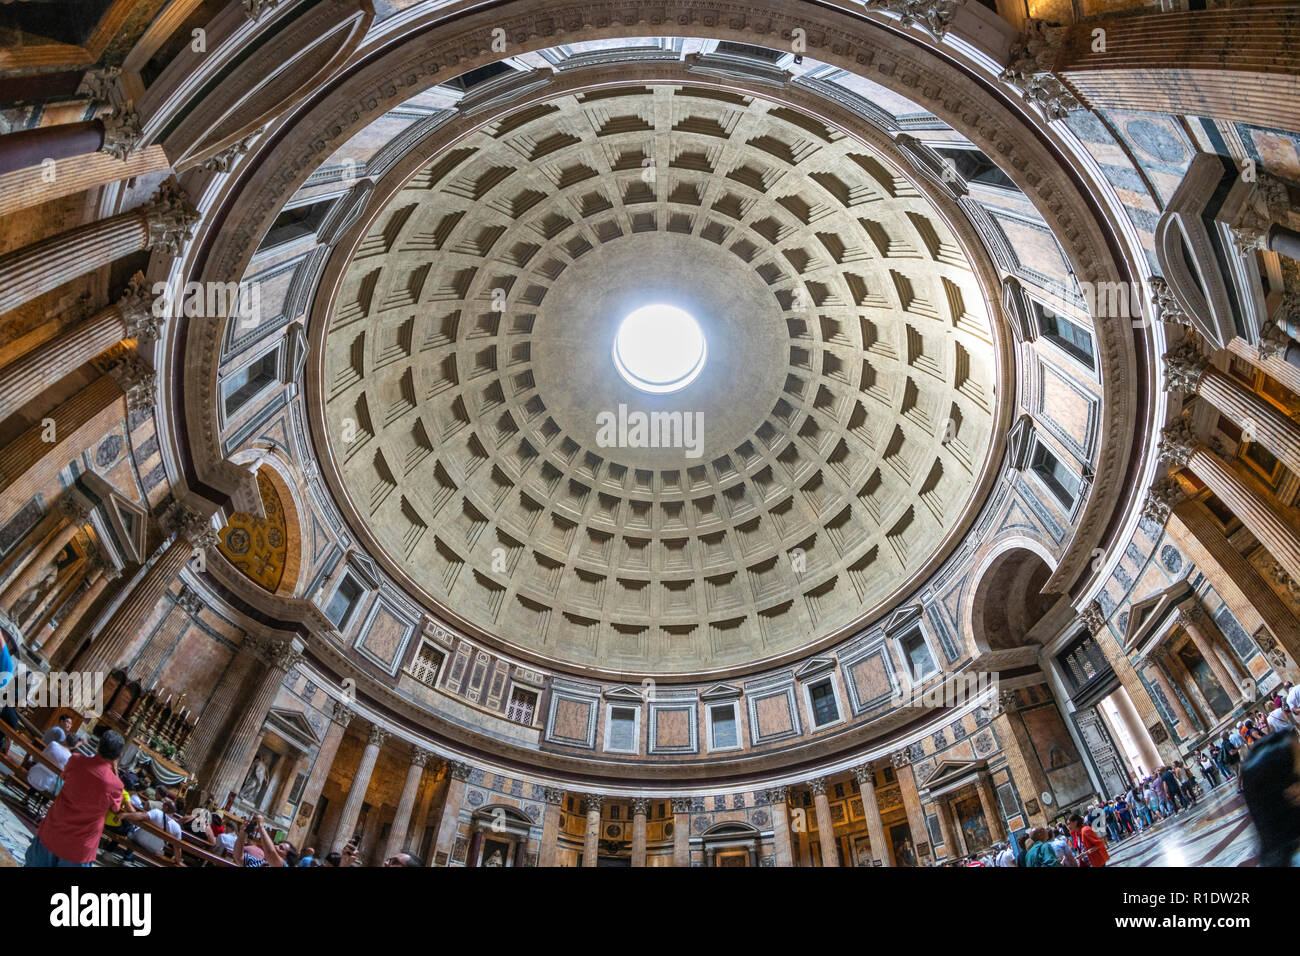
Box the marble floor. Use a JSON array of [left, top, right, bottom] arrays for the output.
[[1107, 783, 1258, 867]]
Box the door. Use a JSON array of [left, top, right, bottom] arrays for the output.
[[1074, 708, 1130, 799]]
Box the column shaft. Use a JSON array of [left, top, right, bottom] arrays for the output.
[[1111, 686, 1163, 774], [672, 799, 691, 867], [894, 758, 930, 861], [1146, 656, 1196, 740], [538, 791, 563, 867], [333, 729, 386, 854], [1197, 367, 1300, 476], [0, 212, 147, 316], [1183, 610, 1244, 705], [856, 769, 890, 867], [631, 800, 648, 867], [384, 752, 429, 860], [0, 307, 127, 423], [431, 766, 469, 865], [288, 715, 348, 847], [1, 517, 79, 609], [934, 797, 958, 861], [976, 774, 1006, 843], [40, 568, 107, 662], [811, 783, 839, 867], [582, 797, 602, 868]]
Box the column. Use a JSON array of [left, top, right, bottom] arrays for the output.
[[431, 760, 471, 866], [332, 725, 388, 854], [270, 749, 310, 820], [1166, 497, 1300, 665], [933, 796, 958, 861], [809, 778, 839, 867], [852, 764, 890, 867], [1163, 646, 1213, 731], [671, 797, 692, 867], [40, 560, 112, 663], [1110, 686, 1163, 774], [0, 372, 131, 528], [1165, 344, 1300, 476], [631, 797, 648, 867], [1145, 653, 1196, 740], [0, 497, 86, 609], [975, 773, 1007, 843], [1230, 335, 1300, 400], [891, 748, 930, 861], [0, 275, 160, 423], [1181, 606, 1245, 706], [0, 121, 106, 177], [538, 787, 563, 867], [1159, 421, 1300, 583], [288, 701, 352, 847], [0, 181, 196, 315], [990, 697, 1052, 827], [77, 507, 217, 675], [205, 636, 305, 806], [384, 747, 432, 860], [581, 793, 602, 868]]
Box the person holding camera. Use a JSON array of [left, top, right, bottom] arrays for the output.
[[232, 813, 285, 867]]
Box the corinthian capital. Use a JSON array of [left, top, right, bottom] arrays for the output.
[[109, 354, 157, 412], [1079, 599, 1106, 634], [1258, 320, 1292, 361], [1156, 419, 1199, 470], [447, 760, 473, 781], [1161, 341, 1209, 395], [168, 505, 220, 552], [1141, 476, 1186, 526], [142, 182, 200, 258], [117, 272, 165, 341], [1149, 277, 1190, 327], [330, 698, 356, 726], [251, 636, 304, 673], [999, 20, 1079, 121], [367, 725, 390, 748], [411, 747, 434, 769], [864, 0, 959, 39]]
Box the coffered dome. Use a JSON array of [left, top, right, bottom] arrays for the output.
[[316, 84, 1004, 675]]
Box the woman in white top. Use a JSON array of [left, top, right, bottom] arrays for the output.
[[26, 738, 70, 794]]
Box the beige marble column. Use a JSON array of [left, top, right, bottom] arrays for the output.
[[287, 701, 352, 846], [581, 793, 603, 868], [1160, 422, 1300, 583], [1164, 646, 1214, 731], [1145, 654, 1196, 740], [853, 764, 890, 867], [1231, 334, 1300, 399], [809, 778, 839, 867], [538, 787, 564, 867], [1182, 606, 1244, 705], [332, 725, 388, 854], [892, 749, 930, 863], [1166, 345, 1300, 476], [975, 773, 1007, 843], [78, 507, 217, 675], [933, 796, 959, 861], [631, 797, 648, 867], [384, 746, 432, 860], [205, 637, 305, 806], [431, 761, 471, 866], [0, 277, 161, 424], [0, 181, 196, 316], [671, 797, 692, 867], [760, 788, 789, 867], [41, 562, 112, 663], [1110, 686, 1163, 774]]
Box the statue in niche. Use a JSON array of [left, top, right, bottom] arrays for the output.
[[11, 564, 57, 623], [483, 850, 504, 867], [239, 755, 268, 804]]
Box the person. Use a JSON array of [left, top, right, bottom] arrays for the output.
[[1023, 828, 1061, 867], [0, 633, 21, 750], [298, 846, 317, 867], [27, 734, 72, 796], [1216, 734, 1238, 781], [384, 851, 423, 867], [1068, 812, 1109, 867], [1159, 764, 1186, 812], [1285, 681, 1300, 715], [1049, 825, 1078, 867], [1267, 702, 1293, 735], [995, 841, 1017, 867], [1198, 750, 1220, 789], [24, 729, 125, 867], [1238, 730, 1300, 866], [232, 812, 284, 867], [41, 714, 74, 748], [120, 797, 185, 860]]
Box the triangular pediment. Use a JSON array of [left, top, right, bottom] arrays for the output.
[[347, 551, 381, 588], [604, 685, 645, 702], [70, 472, 147, 568], [265, 707, 320, 750], [794, 656, 836, 680], [1125, 581, 1194, 655], [701, 682, 743, 701], [918, 756, 987, 792], [883, 604, 924, 635]]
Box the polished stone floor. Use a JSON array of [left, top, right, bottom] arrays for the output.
[[1107, 782, 1258, 867]]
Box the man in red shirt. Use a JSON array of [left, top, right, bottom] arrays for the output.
[[24, 729, 125, 867]]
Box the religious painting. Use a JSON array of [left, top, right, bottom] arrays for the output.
[[889, 823, 917, 867], [953, 793, 992, 854], [852, 833, 874, 867]]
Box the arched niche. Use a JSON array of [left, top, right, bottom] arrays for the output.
[[968, 546, 1060, 654], [216, 461, 302, 597]]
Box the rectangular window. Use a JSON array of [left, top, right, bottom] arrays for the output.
[[324, 574, 364, 628], [1033, 301, 1094, 370], [222, 349, 280, 417], [809, 680, 839, 727], [900, 627, 936, 680], [607, 706, 638, 752], [710, 704, 739, 749], [409, 643, 444, 688], [507, 688, 537, 725], [1030, 443, 1080, 509]]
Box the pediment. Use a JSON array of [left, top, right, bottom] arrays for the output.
[[603, 685, 645, 702], [918, 757, 987, 792], [265, 707, 320, 750], [70, 472, 148, 569], [701, 682, 743, 701], [883, 604, 924, 635], [793, 656, 836, 680], [1125, 580, 1194, 655]]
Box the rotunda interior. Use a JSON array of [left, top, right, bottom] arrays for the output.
[[0, 0, 1296, 871]]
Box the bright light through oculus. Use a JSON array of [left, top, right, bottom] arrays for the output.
[[612, 304, 707, 394]]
